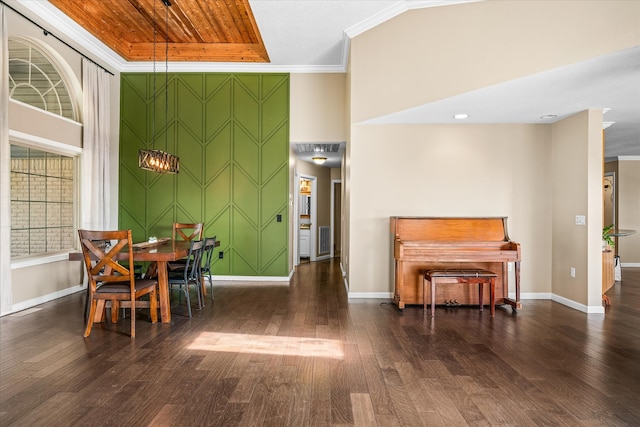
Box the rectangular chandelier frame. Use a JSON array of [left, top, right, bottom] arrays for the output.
[[138, 149, 179, 174]]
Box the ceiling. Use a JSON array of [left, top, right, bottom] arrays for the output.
[[13, 0, 640, 167], [47, 0, 269, 62]]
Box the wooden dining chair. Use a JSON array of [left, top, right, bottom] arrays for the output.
[[169, 222, 205, 272], [172, 222, 204, 242], [78, 229, 158, 338]]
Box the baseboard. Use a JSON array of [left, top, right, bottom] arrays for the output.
[[212, 275, 290, 283], [551, 293, 604, 314], [347, 292, 394, 299], [621, 263, 640, 268], [509, 292, 552, 299], [1, 284, 84, 317]]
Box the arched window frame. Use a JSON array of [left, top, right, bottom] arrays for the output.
[[8, 35, 82, 122]]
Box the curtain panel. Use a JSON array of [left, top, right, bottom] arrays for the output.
[[80, 59, 111, 231]]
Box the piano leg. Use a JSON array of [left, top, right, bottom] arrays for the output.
[[501, 261, 522, 312]]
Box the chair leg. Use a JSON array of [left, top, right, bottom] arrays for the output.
[[195, 280, 204, 310], [84, 287, 91, 324], [84, 300, 97, 337], [130, 300, 136, 339]]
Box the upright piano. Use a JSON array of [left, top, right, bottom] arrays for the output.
[[391, 216, 521, 311]]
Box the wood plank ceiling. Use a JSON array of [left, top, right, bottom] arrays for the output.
[[48, 0, 269, 62]]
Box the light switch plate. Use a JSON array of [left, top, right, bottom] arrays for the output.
[[575, 215, 586, 225]]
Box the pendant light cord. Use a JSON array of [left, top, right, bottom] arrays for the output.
[[152, 0, 157, 152], [165, 1, 169, 154]]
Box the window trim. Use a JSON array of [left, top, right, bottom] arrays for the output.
[[9, 130, 81, 266]]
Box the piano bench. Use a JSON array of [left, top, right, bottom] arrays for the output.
[[422, 269, 497, 318]]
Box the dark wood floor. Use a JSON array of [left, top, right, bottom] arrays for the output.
[[1, 260, 639, 426]]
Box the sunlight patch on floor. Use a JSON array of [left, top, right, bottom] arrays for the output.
[[187, 332, 344, 359]]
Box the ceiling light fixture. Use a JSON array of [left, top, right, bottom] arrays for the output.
[[540, 114, 557, 120], [453, 113, 468, 119], [139, 0, 179, 174], [312, 156, 327, 165]]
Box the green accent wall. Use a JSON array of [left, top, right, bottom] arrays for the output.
[[119, 73, 289, 276]]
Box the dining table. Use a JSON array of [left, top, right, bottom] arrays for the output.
[[71, 238, 195, 323]]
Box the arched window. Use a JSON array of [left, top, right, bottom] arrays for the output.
[[7, 36, 81, 258], [8, 36, 78, 121]]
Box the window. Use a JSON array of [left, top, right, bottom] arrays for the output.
[[8, 37, 77, 120], [10, 146, 76, 257]]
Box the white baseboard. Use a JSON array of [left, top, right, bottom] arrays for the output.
[[621, 263, 640, 268], [1, 284, 84, 317], [348, 292, 394, 299], [212, 275, 290, 282], [551, 293, 604, 314]]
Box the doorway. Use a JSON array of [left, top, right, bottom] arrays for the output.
[[297, 174, 317, 265]]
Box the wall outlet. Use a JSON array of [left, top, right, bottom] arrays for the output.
[[570, 267, 576, 277], [218, 251, 224, 259], [575, 215, 586, 225]]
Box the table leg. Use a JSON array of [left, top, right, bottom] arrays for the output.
[[156, 260, 172, 323]]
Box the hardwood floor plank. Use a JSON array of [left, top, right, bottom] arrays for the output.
[[1, 263, 639, 426]]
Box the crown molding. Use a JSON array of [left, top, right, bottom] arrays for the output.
[[15, 0, 481, 75]]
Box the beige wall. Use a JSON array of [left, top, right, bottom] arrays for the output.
[[347, 124, 553, 296], [617, 158, 640, 264], [350, 0, 640, 123], [290, 73, 346, 143], [551, 110, 604, 309], [343, 1, 635, 311]]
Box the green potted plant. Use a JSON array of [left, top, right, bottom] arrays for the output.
[[602, 224, 615, 250]]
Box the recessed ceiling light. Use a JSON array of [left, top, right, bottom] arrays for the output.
[[540, 114, 557, 120], [453, 113, 468, 119]]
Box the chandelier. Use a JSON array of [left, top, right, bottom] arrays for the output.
[[138, 0, 179, 174]]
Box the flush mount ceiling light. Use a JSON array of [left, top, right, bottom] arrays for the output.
[[453, 113, 468, 120], [139, 0, 179, 174], [540, 114, 558, 120], [312, 156, 327, 165]]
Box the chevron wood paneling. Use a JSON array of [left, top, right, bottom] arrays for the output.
[[119, 73, 289, 277]]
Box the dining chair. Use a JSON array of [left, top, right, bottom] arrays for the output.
[[172, 222, 204, 242], [78, 229, 158, 338], [201, 236, 217, 301], [168, 239, 205, 317], [168, 222, 204, 272]]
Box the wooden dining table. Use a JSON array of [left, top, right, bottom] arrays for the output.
[[71, 239, 193, 323]]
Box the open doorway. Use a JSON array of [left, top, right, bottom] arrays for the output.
[[331, 179, 341, 259], [297, 174, 317, 265]]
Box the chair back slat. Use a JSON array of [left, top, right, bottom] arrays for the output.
[[172, 223, 204, 242]]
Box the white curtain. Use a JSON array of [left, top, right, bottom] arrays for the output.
[[0, 5, 13, 314], [81, 58, 111, 231]]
